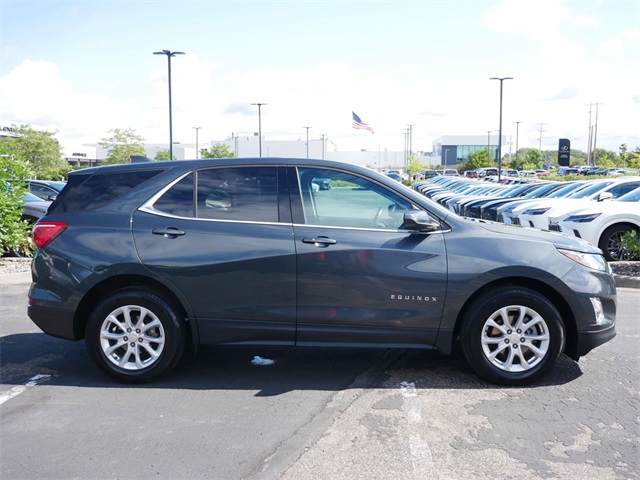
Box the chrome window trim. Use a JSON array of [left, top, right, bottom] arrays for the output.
[[137, 205, 290, 227], [291, 223, 451, 234]]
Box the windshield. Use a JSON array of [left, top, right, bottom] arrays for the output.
[[568, 181, 614, 199], [617, 187, 640, 202], [547, 182, 585, 198], [524, 183, 561, 198]]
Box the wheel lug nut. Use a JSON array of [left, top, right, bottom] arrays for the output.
[[136, 329, 141, 334], [520, 338, 525, 343], [513, 344, 518, 349], [127, 328, 131, 333], [130, 343, 135, 347], [507, 330, 512, 334], [505, 339, 510, 344], [517, 329, 522, 334], [138, 338, 143, 343], [124, 337, 128, 341]]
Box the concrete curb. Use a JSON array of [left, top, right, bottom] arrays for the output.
[[613, 274, 640, 289]]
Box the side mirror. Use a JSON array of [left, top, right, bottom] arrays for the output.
[[401, 211, 441, 232], [47, 194, 57, 201], [597, 192, 613, 202]]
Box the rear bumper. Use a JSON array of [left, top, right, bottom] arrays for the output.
[[28, 305, 79, 341]]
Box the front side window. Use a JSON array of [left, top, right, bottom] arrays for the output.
[[196, 167, 278, 222], [296, 168, 413, 230]]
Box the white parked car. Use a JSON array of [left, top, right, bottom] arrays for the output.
[[506, 178, 640, 229], [548, 187, 640, 261]]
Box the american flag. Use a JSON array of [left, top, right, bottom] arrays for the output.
[[352, 111, 374, 134]]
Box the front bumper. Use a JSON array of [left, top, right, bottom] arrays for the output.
[[574, 324, 617, 359]]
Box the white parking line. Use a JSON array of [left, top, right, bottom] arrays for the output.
[[0, 374, 51, 406], [400, 380, 436, 478]]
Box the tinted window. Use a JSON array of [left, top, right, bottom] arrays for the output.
[[606, 182, 640, 198], [49, 170, 165, 214], [196, 167, 278, 222], [153, 174, 194, 217], [297, 168, 413, 230]]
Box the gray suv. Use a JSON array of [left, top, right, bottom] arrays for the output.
[[28, 158, 616, 385]]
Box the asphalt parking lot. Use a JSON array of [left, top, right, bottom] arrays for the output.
[[1, 279, 638, 480]]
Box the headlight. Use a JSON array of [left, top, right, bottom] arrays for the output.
[[557, 248, 610, 272], [523, 207, 550, 215], [564, 213, 602, 223]]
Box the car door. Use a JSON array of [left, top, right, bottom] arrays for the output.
[[288, 166, 447, 347], [132, 165, 297, 345]]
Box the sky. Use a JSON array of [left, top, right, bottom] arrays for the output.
[[1, 0, 639, 157]]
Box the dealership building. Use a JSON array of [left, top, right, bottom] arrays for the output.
[[3, 123, 505, 169], [432, 135, 506, 166]]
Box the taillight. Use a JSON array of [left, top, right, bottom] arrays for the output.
[[32, 221, 67, 248]]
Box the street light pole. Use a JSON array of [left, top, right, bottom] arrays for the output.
[[153, 50, 185, 162], [192, 127, 202, 159], [490, 77, 513, 182], [321, 134, 326, 159], [251, 103, 267, 157], [303, 126, 312, 158]]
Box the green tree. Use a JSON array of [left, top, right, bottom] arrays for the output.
[[3, 124, 68, 180], [405, 155, 425, 178], [99, 128, 146, 165], [593, 148, 616, 168], [154, 149, 175, 161], [0, 144, 32, 255], [517, 148, 544, 169], [466, 149, 494, 170], [619, 144, 628, 167], [627, 152, 640, 170], [200, 144, 235, 159]]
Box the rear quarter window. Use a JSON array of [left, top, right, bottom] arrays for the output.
[[48, 170, 166, 214]]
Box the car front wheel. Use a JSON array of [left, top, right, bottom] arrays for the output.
[[85, 288, 185, 383], [461, 287, 565, 386], [599, 224, 638, 261]]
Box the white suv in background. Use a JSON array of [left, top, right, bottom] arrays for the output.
[[548, 187, 640, 261]]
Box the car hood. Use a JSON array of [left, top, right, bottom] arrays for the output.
[[549, 200, 640, 222], [469, 219, 602, 254]]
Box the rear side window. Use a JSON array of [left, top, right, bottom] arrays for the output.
[[49, 170, 165, 214]]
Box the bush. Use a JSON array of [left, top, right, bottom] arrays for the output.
[[0, 154, 32, 256], [620, 230, 640, 261]]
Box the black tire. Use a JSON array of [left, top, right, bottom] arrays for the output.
[[85, 288, 185, 383], [598, 224, 638, 261], [460, 287, 565, 386]]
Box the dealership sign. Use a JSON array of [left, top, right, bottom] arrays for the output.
[[558, 139, 571, 166]]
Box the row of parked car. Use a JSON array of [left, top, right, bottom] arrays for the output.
[[413, 175, 640, 261], [21, 180, 66, 223]]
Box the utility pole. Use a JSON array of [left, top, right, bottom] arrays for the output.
[[592, 103, 602, 165], [303, 126, 312, 158], [192, 127, 202, 159], [586, 104, 593, 165], [537, 123, 547, 151], [406, 124, 415, 157], [320, 134, 326, 160], [513, 121, 522, 166]]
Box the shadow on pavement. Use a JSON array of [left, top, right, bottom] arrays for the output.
[[0, 332, 583, 396]]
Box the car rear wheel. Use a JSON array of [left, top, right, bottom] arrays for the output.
[[599, 224, 638, 261], [461, 287, 565, 386], [86, 288, 185, 383]]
